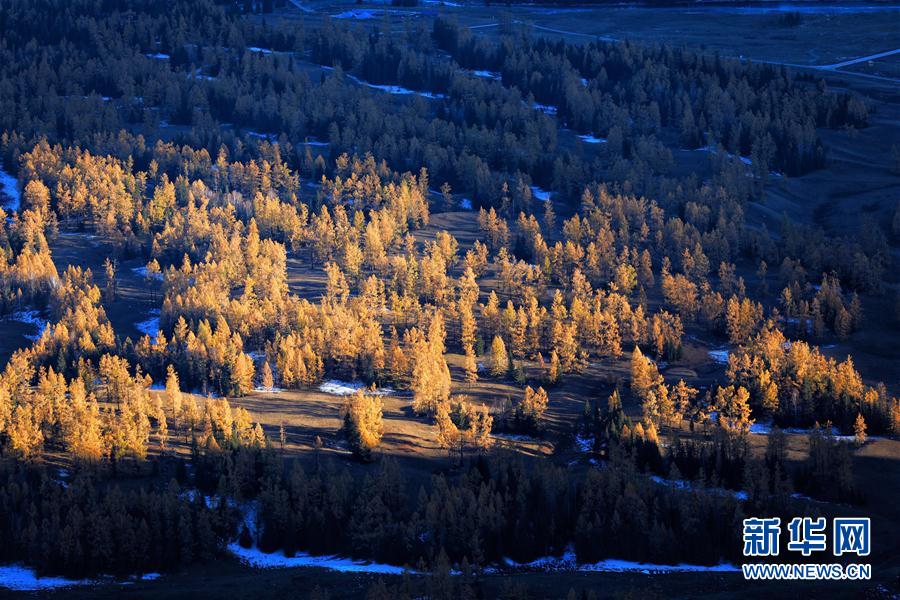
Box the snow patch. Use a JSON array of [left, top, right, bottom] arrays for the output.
[[708, 349, 730, 364], [575, 433, 594, 453], [346, 75, 446, 99], [578, 134, 607, 144], [318, 380, 394, 396], [132, 266, 163, 281], [332, 9, 376, 19], [695, 145, 752, 166], [229, 544, 409, 574], [530, 186, 551, 202], [0, 565, 98, 591], [246, 130, 277, 140], [530, 102, 557, 115], [4, 310, 49, 341], [254, 386, 283, 393], [749, 422, 876, 441], [135, 309, 161, 337], [493, 432, 537, 443], [300, 138, 329, 147], [145, 53, 170, 60], [0, 168, 20, 211], [503, 549, 738, 574], [472, 69, 501, 81], [749, 421, 773, 435], [650, 475, 748, 500], [459, 198, 472, 210]]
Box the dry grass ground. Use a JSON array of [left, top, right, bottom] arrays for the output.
[[0, 5, 898, 593]]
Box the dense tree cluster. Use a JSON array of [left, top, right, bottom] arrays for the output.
[[0, 462, 229, 578], [433, 17, 867, 176], [0, 0, 895, 587], [252, 452, 756, 569]]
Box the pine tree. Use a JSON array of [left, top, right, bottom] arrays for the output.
[[412, 314, 451, 415], [516, 386, 549, 431], [229, 353, 256, 397], [715, 385, 753, 434], [261, 361, 275, 390], [630, 346, 659, 402], [853, 413, 867, 446], [463, 344, 478, 384], [490, 335, 508, 377], [343, 390, 383, 461], [548, 350, 560, 385], [155, 396, 169, 453], [165, 365, 182, 431], [103, 257, 117, 303]]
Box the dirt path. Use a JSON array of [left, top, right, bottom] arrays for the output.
[[820, 48, 900, 70], [286, 0, 314, 14]]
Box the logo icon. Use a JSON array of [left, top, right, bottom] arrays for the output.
[[787, 517, 827, 556], [743, 517, 781, 557], [833, 518, 870, 557]]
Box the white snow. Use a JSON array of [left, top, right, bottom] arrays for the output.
[[578, 134, 607, 144], [749, 421, 876, 441], [229, 544, 409, 574], [247, 47, 275, 55], [580, 77, 589, 87], [694, 145, 753, 166], [459, 198, 473, 210], [708, 349, 730, 364], [132, 266, 163, 281], [0, 168, 20, 211], [749, 421, 773, 435], [650, 475, 748, 501], [472, 69, 501, 81], [318, 380, 364, 395], [503, 549, 738, 574], [346, 75, 446, 99], [332, 10, 376, 19], [254, 386, 283, 393], [135, 309, 161, 337], [318, 380, 394, 396], [493, 432, 537, 443], [0, 564, 164, 591], [530, 102, 557, 115], [4, 310, 49, 341], [530, 186, 551, 202], [145, 53, 170, 60], [228, 500, 408, 573], [246, 130, 277, 140], [300, 138, 329, 147], [574, 433, 594, 453], [0, 565, 98, 591]]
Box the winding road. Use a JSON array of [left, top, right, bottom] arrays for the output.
[[465, 18, 900, 84], [818, 48, 900, 70]]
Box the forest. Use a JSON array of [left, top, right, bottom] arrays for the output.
[[0, 0, 897, 597]]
